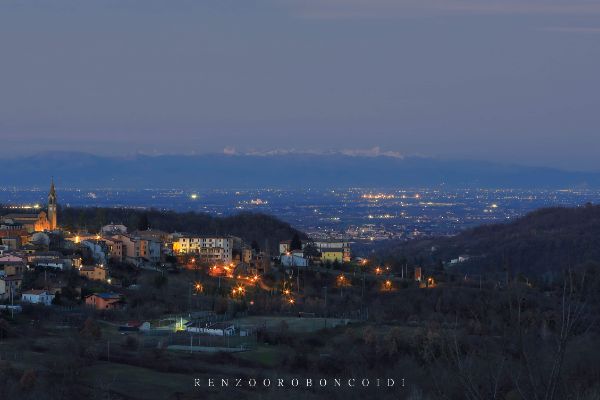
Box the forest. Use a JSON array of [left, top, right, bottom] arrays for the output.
[[375, 204, 600, 282]]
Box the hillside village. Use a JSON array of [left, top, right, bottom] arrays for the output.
[[0, 181, 359, 313]]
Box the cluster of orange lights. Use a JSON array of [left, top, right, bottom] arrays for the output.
[[282, 287, 295, 305], [373, 266, 391, 275], [209, 263, 234, 278], [418, 277, 436, 289]]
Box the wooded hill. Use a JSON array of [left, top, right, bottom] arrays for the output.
[[377, 203, 600, 280]]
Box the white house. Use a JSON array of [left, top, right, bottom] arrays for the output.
[[281, 252, 309, 267], [21, 289, 55, 306], [32, 259, 66, 270], [186, 322, 235, 336]]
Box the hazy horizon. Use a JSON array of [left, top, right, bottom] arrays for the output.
[[5, 149, 600, 174]]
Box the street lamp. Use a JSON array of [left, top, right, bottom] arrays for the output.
[[383, 280, 392, 291], [337, 274, 347, 297], [232, 285, 245, 297]]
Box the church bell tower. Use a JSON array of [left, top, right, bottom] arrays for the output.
[[48, 178, 57, 230]]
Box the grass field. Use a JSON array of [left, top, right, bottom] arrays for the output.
[[234, 344, 288, 367], [81, 362, 196, 399], [233, 316, 353, 333]]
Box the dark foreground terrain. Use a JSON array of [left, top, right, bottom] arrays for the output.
[[2, 205, 600, 399]]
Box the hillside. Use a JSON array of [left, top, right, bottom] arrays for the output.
[[377, 203, 600, 279], [2, 206, 306, 254]]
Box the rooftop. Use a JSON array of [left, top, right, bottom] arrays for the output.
[[22, 289, 50, 296], [89, 292, 122, 300]]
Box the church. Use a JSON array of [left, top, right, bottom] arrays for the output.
[[0, 180, 58, 233]]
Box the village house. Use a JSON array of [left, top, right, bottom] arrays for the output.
[[0, 254, 26, 276], [279, 239, 307, 255], [0, 237, 20, 250], [281, 250, 309, 267], [102, 237, 123, 262], [0, 222, 28, 249], [111, 233, 161, 266], [27, 251, 61, 264], [21, 289, 55, 306], [1, 275, 23, 298], [241, 246, 252, 263], [78, 265, 108, 282], [27, 250, 77, 270], [313, 239, 351, 263], [85, 292, 123, 310]]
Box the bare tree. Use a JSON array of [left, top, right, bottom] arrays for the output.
[[513, 268, 593, 400]]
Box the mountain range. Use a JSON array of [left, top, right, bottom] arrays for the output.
[[3, 152, 600, 189]]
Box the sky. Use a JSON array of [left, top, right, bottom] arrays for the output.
[[0, 0, 599, 170]]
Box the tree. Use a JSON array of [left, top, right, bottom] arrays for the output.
[[137, 213, 150, 231], [435, 259, 444, 273], [19, 369, 37, 390], [363, 326, 377, 346], [80, 317, 102, 340], [511, 268, 593, 400], [332, 259, 341, 270], [303, 243, 320, 258], [0, 319, 15, 338], [154, 275, 168, 289], [290, 234, 302, 251]]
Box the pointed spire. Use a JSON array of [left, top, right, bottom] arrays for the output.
[[50, 177, 56, 197]]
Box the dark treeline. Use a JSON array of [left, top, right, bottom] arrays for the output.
[[54, 206, 307, 253], [375, 204, 600, 280]]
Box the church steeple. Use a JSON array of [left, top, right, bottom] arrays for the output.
[[48, 178, 57, 230]]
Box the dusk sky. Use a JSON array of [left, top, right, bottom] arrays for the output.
[[1, 0, 599, 170]]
